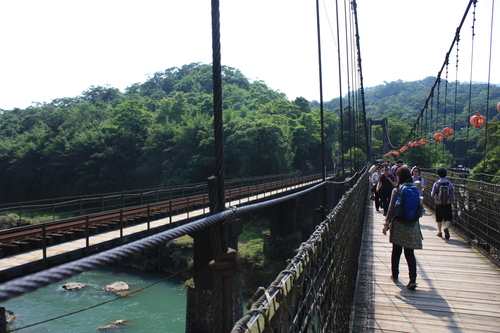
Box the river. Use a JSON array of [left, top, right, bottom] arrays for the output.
[[2, 265, 187, 332]]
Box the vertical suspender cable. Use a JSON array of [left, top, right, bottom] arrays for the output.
[[482, 0, 495, 172], [211, 0, 226, 214], [436, 79, 441, 165], [335, 0, 345, 175], [465, 1, 477, 169], [443, 61, 449, 159], [211, 1, 230, 331], [452, 31, 460, 162], [343, 0, 353, 170], [351, 0, 369, 163], [316, 0, 326, 181], [393, 0, 475, 157]]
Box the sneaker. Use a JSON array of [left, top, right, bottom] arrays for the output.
[[407, 282, 417, 290], [444, 228, 450, 240], [437, 232, 442, 237], [390, 275, 398, 282]]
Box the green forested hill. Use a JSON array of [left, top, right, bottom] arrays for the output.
[[322, 77, 500, 178], [1, 64, 500, 203], [0, 63, 339, 202]]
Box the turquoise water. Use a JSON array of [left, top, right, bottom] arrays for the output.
[[1, 265, 187, 332]]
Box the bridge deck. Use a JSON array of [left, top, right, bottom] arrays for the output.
[[352, 202, 500, 332]]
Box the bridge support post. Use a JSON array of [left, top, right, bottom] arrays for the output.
[[266, 198, 301, 260], [367, 118, 389, 161], [186, 176, 242, 333], [0, 307, 6, 333]]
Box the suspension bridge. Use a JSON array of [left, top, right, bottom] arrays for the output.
[[1, 0, 500, 332]]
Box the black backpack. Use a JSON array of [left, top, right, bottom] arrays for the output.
[[394, 183, 422, 224]]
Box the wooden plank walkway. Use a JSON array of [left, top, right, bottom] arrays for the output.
[[352, 201, 500, 333]]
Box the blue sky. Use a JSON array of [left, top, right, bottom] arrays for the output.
[[1, 0, 498, 110]]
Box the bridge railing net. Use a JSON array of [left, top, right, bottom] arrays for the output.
[[232, 170, 369, 332], [423, 172, 500, 265]]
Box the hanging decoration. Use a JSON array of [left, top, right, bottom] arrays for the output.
[[412, 141, 420, 147], [443, 126, 454, 137], [434, 132, 444, 141], [420, 138, 427, 145], [470, 113, 485, 128], [497, 101, 500, 112]]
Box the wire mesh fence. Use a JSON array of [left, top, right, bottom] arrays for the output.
[[423, 171, 500, 265], [232, 169, 369, 332]]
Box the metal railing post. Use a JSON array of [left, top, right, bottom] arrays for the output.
[[42, 224, 47, 269], [85, 216, 90, 256], [119, 210, 123, 243], [147, 205, 151, 232], [169, 201, 172, 224]]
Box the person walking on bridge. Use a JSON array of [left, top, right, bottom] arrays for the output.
[[382, 167, 423, 290], [370, 165, 382, 210], [377, 165, 396, 216], [431, 168, 454, 239]]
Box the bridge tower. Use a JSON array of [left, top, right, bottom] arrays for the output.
[[367, 118, 389, 161]]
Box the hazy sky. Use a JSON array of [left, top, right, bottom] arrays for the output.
[[1, 0, 498, 110]]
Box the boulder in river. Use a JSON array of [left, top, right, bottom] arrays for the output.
[[62, 282, 85, 291], [97, 318, 131, 330], [4, 308, 17, 324], [104, 281, 129, 292]]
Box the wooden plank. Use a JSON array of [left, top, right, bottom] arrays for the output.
[[352, 200, 500, 332]]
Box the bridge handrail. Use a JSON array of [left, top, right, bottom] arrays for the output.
[[422, 171, 500, 266], [231, 167, 369, 332], [0, 172, 327, 225]]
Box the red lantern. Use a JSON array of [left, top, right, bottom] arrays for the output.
[[434, 132, 443, 141], [420, 138, 427, 145], [443, 126, 454, 137], [470, 114, 485, 128], [413, 141, 419, 147], [497, 101, 500, 112], [393, 151, 399, 156]]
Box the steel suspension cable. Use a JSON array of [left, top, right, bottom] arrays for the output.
[[343, 0, 353, 170], [316, 0, 326, 181], [482, 0, 496, 172], [443, 60, 450, 158], [384, 0, 476, 153], [465, 0, 477, 169], [452, 31, 460, 162], [334, 0, 345, 175]]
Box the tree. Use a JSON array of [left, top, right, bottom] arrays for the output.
[[225, 119, 293, 177]]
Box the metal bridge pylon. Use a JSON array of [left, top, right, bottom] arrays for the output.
[[367, 118, 389, 161]]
